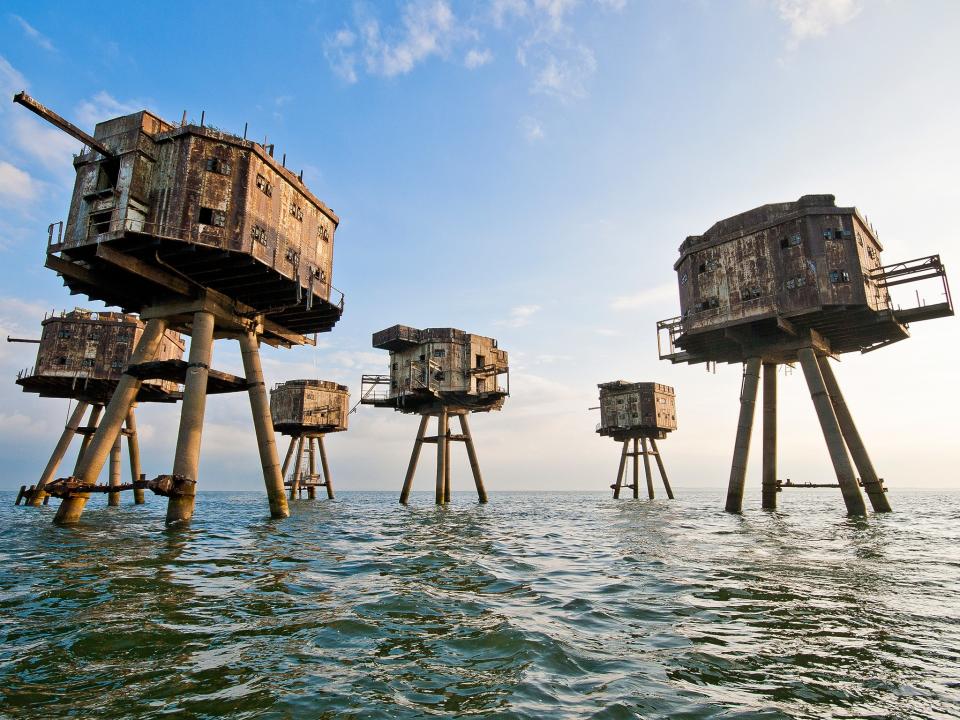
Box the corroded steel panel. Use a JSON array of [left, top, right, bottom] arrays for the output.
[[270, 379, 350, 432]]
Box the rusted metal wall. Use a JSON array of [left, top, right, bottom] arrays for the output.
[[270, 380, 350, 431], [675, 196, 881, 335], [598, 382, 677, 433], [384, 330, 508, 398], [29, 309, 183, 393], [60, 112, 337, 302]]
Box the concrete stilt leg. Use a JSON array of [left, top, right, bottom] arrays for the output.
[[55, 319, 168, 525], [239, 330, 289, 519], [30, 401, 89, 507], [650, 438, 674, 499], [306, 438, 317, 500], [400, 415, 429, 505], [317, 435, 334, 500], [458, 414, 487, 503], [436, 411, 448, 505], [641, 437, 655, 499], [817, 355, 891, 513], [613, 440, 628, 499], [126, 408, 145, 505], [725, 356, 762, 514], [797, 348, 867, 516], [761, 363, 778, 510], [290, 436, 304, 500], [165, 312, 214, 525], [443, 418, 452, 504], [281, 436, 296, 480], [632, 438, 640, 499], [108, 435, 122, 507]]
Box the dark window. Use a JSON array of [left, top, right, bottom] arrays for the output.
[[477, 379, 486, 393], [251, 225, 267, 245], [830, 269, 850, 283], [434, 371, 445, 381], [318, 224, 329, 243], [90, 211, 112, 235], [255, 173, 273, 196], [111, 359, 124, 369], [433, 349, 445, 358], [96, 158, 120, 191], [57, 329, 71, 339], [81, 358, 94, 368], [205, 158, 231, 175], [476, 354, 486, 368], [56, 356, 67, 365], [695, 297, 720, 312], [679, 272, 688, 285], [698, 258, 720, 274], [289, 202, 303, 221], [419, 354, 425, 362], [741, 286, 762, 301], [834, 229, 844, 240], [198, 207, 225, 227], [780, 233, 802, 249]]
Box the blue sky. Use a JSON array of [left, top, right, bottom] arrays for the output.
[[1, 0, 958, 497]]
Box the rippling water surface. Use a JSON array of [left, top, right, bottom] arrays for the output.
[[1, 490, 958, 719]]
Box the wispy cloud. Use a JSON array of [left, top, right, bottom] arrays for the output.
[[75, 91, 144, 127], [0, 55, 27, 99], [0, 161, 40, 206], [11, 115, 80, 174], [496, 304, 542, 327], [520, 115, 544, 141], [10, 15, 56, 52], [464, 47, 493, 68], [610, 283, 675, 311], [775, 0, 862, 45]]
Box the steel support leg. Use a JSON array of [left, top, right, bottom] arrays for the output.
[[30, 401, 89, 507], [281, 436, 296, 480], [797, 348, 867, 516], [817, 355, 891, 513], [761, 363, 778, 510], [641, 437, 655, 499], [318, 435, 334, 500], [239, 330, 289, 519], [632, 438, 640, 499], [650, 438, 674, 499], [613, 440, 628, 499], [126, 408, 145, 504], [725, 357, 762, 513], [165, 312, 214, 525], [400, 415, 429, 505], [458, 414, 487, 503], [55, 319, 168, 525], [290, 436, 304, 500], [108, 436, 122, 507], [436, 411, 448, 505], [443, 418, 452, 504]]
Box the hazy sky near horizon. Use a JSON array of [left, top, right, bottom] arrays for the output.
[[0, 0, 957, 500]]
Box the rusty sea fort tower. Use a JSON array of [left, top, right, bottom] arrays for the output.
[[657, 194, 953, 514], [360, 326, 509, 505], [13, 309, 184, 507], [271, 379, 349, 500], [13, 92, 344, 525], [596, 381, 676, 500]]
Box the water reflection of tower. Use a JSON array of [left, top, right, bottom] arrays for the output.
[[14, 92, 345, 525], [361, 326, 509, 505], [657, 195, 953, 515], [13, 308, 183, 507]]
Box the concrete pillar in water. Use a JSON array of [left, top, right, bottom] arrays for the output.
[[632, 438, 640, 499], [435, 411, 448, 505], [165, 311, 215, 525], [641, 436, 654, 499], [318, 435, 334, 500], [30, 400, 89, 507], [400, 415, 429, 505], [725, 356, 762, 514], [307, 438, 317, 500], [239, 330, 289, 519], [650, 438, 674, 500], [797, 348, 867, 516], [55, 319, 168, 525], [817, 355, 891, 513], [458, 414, 487, 503], [612, 439, 628, 499], [126, 408, 145, 505], [108, 435, 122, 507], [443, 418, 452, 504], [761, 363, 778, 510], [281, 436, 296, 481], [289, 436, 304, 500]]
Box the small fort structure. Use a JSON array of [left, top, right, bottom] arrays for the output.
[[360, 325, 509, 504], [596, 381, 676, 500], [14, 92, 344, 525], [657, 194, 953, 515], [13, 308, 183, 507], [270, 379, 349, 500]]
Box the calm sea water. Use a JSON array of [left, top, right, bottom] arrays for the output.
[[1, 489, 958, 719]]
